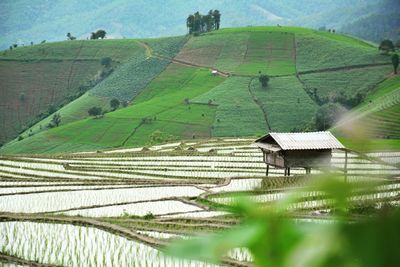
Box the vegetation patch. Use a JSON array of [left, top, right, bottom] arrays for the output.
[[299, 66, 391, 107], [295, 32, 388, 72], [193, 77, 267, 137], [176, 31, 296, 76], [250, 76, 318, 132]]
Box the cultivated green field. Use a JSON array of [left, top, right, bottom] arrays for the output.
[[1, 64, 224, 153], [332, 75, 400, 150], [193, 76, 267, 137], [4, 36, 186, 145], [250, 76, 318, 132], [299, 66, 391, 100], [176, 31, 296, 76], [1, 26, 398, 154]]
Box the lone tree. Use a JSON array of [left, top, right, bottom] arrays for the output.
[[66, 32, 76, 40], [392, 54, 399, 74], [50, 113, 61, 127], [91, 30, 106, 39], [379, 40, 395, 54], [110, 98, 120, 110], [88, 106, 102, 117], [259, 74, 270, 88]]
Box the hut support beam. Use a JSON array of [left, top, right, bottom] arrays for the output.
[[266, 164, 269, 176], [288, 167, 290, 176], [284, 168, 287, 176]]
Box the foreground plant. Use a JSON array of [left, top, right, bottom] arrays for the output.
[[166, 176, 400, 267]]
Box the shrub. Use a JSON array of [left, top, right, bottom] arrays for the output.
[[101, 57, 112, 68], [19, 93, 25, 102], [315, 103, 347, 130], [379, 39, 395, 54], [142, 212, 155, 220], [259, 74, 270, 88], [88, 106, 102, 117], [110, 98, 120, 110]]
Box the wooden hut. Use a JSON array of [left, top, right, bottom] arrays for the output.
[[255, 132, 345, 176]]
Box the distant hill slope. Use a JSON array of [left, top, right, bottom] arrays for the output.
[[0, 26, 395, 154], [340, 13, 400, 44], [339, 0, 400, 43], [0, 0, 390, 50]]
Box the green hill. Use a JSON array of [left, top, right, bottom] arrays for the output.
[[0, 26, 396, 154]]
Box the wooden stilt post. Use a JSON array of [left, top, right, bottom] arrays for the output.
[[266, 164, 269, 176], [288, 167, 290, 176], [284, 168, 287, 176], [344, 150, 348, 183]]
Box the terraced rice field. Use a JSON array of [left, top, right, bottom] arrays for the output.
[[1, 139, 399, 265]]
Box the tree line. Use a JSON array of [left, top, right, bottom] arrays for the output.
[[186, 10, 221, 35]]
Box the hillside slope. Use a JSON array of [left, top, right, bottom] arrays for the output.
[[0, 26, 395, 154], [0, 39, 142, 145], [0, 36, 187, 145]]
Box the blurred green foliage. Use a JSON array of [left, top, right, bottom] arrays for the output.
[[166, 176, 400, 267]]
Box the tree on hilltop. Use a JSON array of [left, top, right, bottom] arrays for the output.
[[91, 30, 107, 39], [186, 10, 221, 34], [213, 10, 221, 30], [66, 32, 76, 40], [392, 54, 399, 74], [379, 39, 395, 54], [186, 15, 195, 34]]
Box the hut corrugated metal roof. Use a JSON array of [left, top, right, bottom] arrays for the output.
[[256, 131, 345, 150]]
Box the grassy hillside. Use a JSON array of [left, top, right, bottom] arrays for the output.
[[299, 66, 391, 101], [4, 37, 186, 144], [1, 26, 396, 154], [333, 75, 400, 151], [0, 39, 145, 145], [1, 64, 224, 154], [176, 30, 296, 76], [192, 77, 267, 136]]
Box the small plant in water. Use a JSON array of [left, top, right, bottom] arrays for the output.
[[143, 212, 155, 220]]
